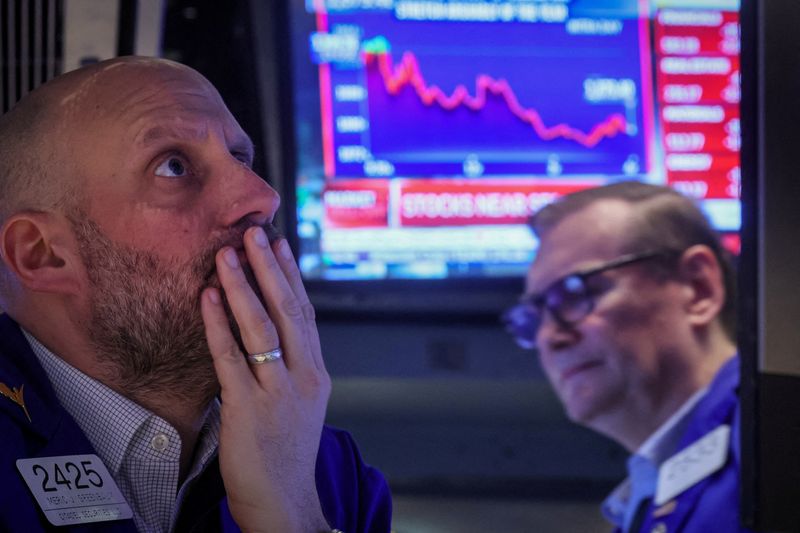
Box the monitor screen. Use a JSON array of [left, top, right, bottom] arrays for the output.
[[287, 0, 741, 284]]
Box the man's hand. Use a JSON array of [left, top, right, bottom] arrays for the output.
[[200, 226, 332, 533]]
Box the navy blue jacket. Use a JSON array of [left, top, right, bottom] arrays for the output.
[[620, 357, 753, 533], [0, 314, 392, 532]]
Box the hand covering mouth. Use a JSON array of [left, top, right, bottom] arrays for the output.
[[201, 222, 283, 289]]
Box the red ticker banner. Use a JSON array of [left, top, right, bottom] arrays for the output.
[[324, 179, 591, 228]]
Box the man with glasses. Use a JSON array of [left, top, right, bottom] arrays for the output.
[[505, 181, 750, 532]]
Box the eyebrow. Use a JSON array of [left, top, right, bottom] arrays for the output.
[[526, 251, 665, 300], [137, 124, 209, 147], [136, 124, 256, 162], [524, 276, 563, 305], [525, 265, 593, 303]]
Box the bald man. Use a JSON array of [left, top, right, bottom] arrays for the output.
[[0, 57, 390, 532]]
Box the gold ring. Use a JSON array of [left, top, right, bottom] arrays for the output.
[[247, 348, 282, 364]]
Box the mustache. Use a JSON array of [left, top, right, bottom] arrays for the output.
[[198, 222, 282, 353], [216, 221, 282, 250], [200, 221, 283, 286]]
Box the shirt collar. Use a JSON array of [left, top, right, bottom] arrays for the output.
[[601, 386, 709, 528], [635, 386, 708, 465], [22, 329, 153, 474], [22, 328, 221, 531]]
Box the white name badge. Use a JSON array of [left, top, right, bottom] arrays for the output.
[[654, 424, 730, 505], [16, 454, 133, 526]]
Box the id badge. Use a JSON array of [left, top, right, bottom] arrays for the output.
[[17, 454, 133, 526]]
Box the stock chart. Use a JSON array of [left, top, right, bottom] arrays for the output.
[[292, 0, 741, 280], [311, 0, 651, 179]]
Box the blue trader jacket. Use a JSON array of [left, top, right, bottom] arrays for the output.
[[0, 314, 392, 532], [620, 356, 753, 533]]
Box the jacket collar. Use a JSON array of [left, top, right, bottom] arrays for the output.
[[0, 313, 66, 441]]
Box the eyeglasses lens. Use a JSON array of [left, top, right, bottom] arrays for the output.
[[505, 274, 594, 349], [549, 275, 593, 324], [502, 304, 539, 349]]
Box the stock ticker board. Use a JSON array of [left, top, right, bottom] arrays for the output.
[[292, 0, 741, 280]]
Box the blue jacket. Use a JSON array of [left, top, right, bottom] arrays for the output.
[[621, 357, 752, 533], [0, 314, 392, 532]]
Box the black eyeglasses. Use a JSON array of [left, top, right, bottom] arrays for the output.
[[503, 251, 668, 349]]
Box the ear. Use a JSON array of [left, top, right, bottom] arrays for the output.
[[0, 211, 83, 296], [676, 244, 726, 328]]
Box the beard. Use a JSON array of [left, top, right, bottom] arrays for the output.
[[68, 214, 264, 407]]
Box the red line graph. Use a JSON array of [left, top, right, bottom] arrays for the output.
[[364, 50, 629, 148]]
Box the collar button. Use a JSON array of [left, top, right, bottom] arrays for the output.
[[151, 433, 169, 452]]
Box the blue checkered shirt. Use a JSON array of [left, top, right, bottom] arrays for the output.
[[23, 330, 221, 533]]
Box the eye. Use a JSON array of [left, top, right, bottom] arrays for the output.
[[583, 273, 612, 296], [155, 156, 190, 178], [232, 151, 252, 167], [546, 275, 588, 310], [562, 275, 585, 295]]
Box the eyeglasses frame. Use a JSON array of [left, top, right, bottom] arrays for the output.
[[506, 250, 677, 348]]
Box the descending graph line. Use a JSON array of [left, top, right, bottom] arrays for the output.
[[363, 50, 629, 148]]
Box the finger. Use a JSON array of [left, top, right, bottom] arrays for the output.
[[244, 227, 315, 371], [200, 287, 256, 399], [272, 238, 325, 372], [214, 246, 285, 380]]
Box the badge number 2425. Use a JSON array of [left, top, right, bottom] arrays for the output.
[[31, 459, 103, 492], [17, 454, 132, 526]]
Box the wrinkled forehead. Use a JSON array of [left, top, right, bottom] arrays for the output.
[[56, 58, 244, 142], [526, 200, 639, 293]]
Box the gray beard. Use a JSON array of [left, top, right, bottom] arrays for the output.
[[69, 214, 252, 407]]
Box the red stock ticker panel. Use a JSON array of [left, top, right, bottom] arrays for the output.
[[654, 8, 741, 201]]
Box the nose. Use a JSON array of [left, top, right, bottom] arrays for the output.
[[536, 308, 579, 352], [219, 161, 281, 228]]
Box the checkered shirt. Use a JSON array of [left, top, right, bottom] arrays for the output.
[[23, 330, 221, 533]]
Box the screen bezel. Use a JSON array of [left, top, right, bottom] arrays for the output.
[[254, 0, 741, 320]]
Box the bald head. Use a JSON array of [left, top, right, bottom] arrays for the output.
[[0, 57, 227, 305], [0, 57, 215, 223], [0, 75, 68, 223]]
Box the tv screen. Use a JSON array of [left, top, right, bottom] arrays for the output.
[[287, 0, 741, 285]]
